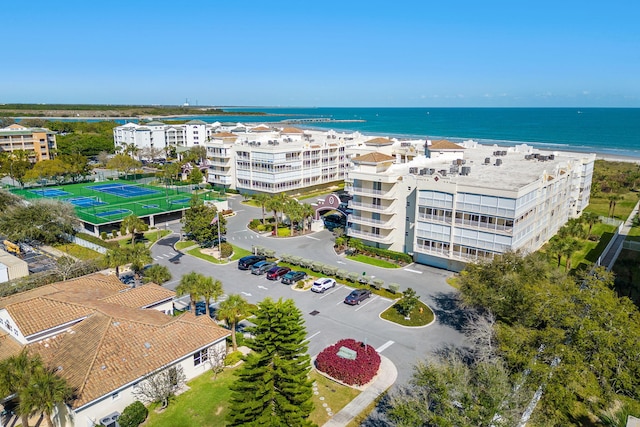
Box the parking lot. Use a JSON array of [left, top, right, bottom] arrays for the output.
[[153, 201, 466, 385]]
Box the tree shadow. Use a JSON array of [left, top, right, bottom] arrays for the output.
[[429, 291, 469, 332]]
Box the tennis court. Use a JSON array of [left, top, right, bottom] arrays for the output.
[[89, 183, 160, 198], [65, 196, 107, 207], [11, 180, 224, 225], [29, 188, 70, 197]]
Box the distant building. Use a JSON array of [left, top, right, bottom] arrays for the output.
[[0, 123, 57, 162], [346, 140, 595, 271], [112, 121, 381, 194]]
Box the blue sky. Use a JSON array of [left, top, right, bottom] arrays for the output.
[[2, 0, 639, 107]]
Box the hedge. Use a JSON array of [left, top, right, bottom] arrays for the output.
[[118, 401, 148, 427], [315, 338, 381, 386]]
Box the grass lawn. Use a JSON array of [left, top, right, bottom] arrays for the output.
[[380, 301, 434, 326], [309, 370, 361, 426], [175, 240, 196, 250], [144, 229, 172, 245], [53, 243, 103, 260], [187, 245, 252, 264], [586, 192, 638, 221], [145, 367, 238, 427], [346, 254, 400, 269], [144, 365, 360, 427]]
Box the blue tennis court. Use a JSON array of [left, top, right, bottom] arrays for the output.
[[29, 189, 70, 197], [170, 198, 191, 204], [66, 197, 106, 207], [96, 209, 130, 218], [89, 183, 160, 198]]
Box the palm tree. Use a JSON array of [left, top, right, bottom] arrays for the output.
[[127, 243, 153, 284], [217, 294, 249, 352], [266, 193, 290, 236], [608, 194, 621, 218], [565, 218, 587, 240], [20, 366, 73, 427], [143, 264, 172, 284], [562, 238, 581, 271], [176, 271, 204, 313], [121, 214, 149, 245], [103, 246, 130, 277], [283, 199, 303, 236], [120, 142, 140, 159], [200, 276, 224, 318], [547, 236, 565, 268], [251, 193, 270, 225], [301, 203, 316, 232], [582, 211, 601, 235]]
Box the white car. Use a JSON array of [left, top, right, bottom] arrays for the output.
[[311, 278, 336, 293]]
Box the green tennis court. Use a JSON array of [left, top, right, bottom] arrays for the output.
[[11, 180, 224, 225]]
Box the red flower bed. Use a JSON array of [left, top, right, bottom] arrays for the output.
[[315, 338, 381, 386]]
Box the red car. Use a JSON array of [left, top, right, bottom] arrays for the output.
[[266, 266, 291, 280]]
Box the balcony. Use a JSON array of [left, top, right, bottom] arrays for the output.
[[348, 200, 396, 214], [453, 218, 513, 234], [347, 228, 395, 243], [348, 214, 395, 229], [349, 185, 396, 198]]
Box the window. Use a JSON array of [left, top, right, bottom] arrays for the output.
[[193, 349, 209, 366]]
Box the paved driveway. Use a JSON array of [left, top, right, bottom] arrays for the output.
[[150, 195, 468, 385]]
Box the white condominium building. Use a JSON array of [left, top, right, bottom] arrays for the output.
[[113, 121, 379, 194], [346, 139, 595, 271], [113, 120, 210, 155]]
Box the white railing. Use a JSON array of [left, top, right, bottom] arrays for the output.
[[348, 200, 396, 213], [348, 215, 394, 228], [347, 229, 394, 243]]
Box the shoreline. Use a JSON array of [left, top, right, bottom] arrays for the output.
[[14, 115, 640, 164]]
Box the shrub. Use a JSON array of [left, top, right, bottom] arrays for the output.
[[264, 249, 276, 258], [347, 272, 360, 282], [279, 253, 292, 263], [388, 283, 400, 294], [315, 338, 381, 386], [372, 278, 384, 289], [249, 219, 261, 229], [336, 269, 349, 279], [100, 231, 108, 240], [300, 258, 313, 268], [225, 350, 243, 366], [290, 256, 302, 266], [220, 242, 233, 258], [118, 401, 148, 427], [112, 229, 118, 238], [311, 261, 324, 272], [256, 224, 266, 232], [323, 265, 339, 276]]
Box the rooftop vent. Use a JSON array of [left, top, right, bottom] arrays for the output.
[[495, 159, 503, 166], [461, 166, 471, 176], [484, 157, 491, 164], [409, 167, 418, 174]]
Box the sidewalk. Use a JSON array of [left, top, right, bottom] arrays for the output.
[[600, 200, 640, 270], [323, 355, 397, 427]]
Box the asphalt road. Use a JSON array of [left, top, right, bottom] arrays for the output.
[[150, 194, 469, 385]]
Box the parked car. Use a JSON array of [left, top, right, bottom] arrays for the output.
[[281, 270, 307, 285], [311, 278, 337, 293], [251, 261, 276, 275], [344, 289, 372, 305], [266, 266, 291, 280], [323, 213, 346, 230], [238, 255, 266, 270]]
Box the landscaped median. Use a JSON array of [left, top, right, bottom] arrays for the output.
[[185, 244, 252, 265]]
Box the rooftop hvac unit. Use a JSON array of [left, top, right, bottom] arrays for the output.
[[456, 158, 463, 165], [484, 157, 491, 164], [501, 150, 507, 155], [419, 168, 428, 175], [439, 169, 447, 176], [409, 167, 418, 174], [533, 153, 540, 159], [549, 154, 555, 160], [401, 142, 412, 147], [461, 166, 471, 175], [539, 155, 547, 161], [525, 154, 532, 160], [450, 165, 459, 174], [429, 168, 436, 175], [495, 159, 503, 166]]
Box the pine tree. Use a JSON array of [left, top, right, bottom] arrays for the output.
[[227, 298, 315, 426]]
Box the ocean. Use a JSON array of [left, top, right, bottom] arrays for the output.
[[177, 107, 640, 159]]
